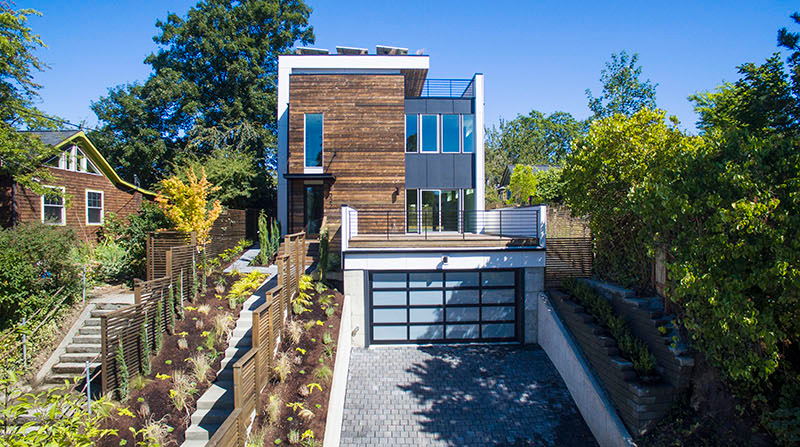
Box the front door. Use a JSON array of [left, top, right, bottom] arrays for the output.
[[304, 184, 323, 235]]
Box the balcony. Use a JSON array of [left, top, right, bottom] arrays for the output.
[[341, 205, 546, 250], [414, 78, 476, 98]]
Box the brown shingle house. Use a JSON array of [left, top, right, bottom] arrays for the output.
[[0, 130, 155, 242]]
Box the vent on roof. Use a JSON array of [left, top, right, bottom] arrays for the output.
[[295, 47, 329, 55], [336, 46, 368, 55], [376, 45, 408, 55]]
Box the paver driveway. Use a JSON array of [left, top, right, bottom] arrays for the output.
[[340, 345, 597, 447]]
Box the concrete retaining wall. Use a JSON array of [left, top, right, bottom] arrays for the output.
[[537, 293, 635, 447]]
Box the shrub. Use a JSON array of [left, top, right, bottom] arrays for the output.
[[506, 165, 565, 206], [102, 202, 170, 279], [92, 238, 128, 283], [286, 320, 304, 345], [226, 271, 267, 308], [267, 394, 283, 424], [189, 353, 212, 384], [0, 222, 80, 329], [274, 352, 292, 383], [213, 313, 234, 340], [313, 365, 333, 383]]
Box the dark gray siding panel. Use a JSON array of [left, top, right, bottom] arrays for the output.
[[405, 154, 427, 189], [404, 153, 474, 189], [453, 99, 473, 114], [426, 100, 453, 114], [404, 100, 426, 114], [405, 98, 475, 114]]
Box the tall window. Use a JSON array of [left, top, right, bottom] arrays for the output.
[[304, 113, 323, 168], [42, 186, 65, 225], [421, 115, 438, 152], [86, 190, 103, 225], [442, 115, 460, 153], [406, 189, 418, 233], [462, 115, 475, 153], [405, 114, 418, 152]]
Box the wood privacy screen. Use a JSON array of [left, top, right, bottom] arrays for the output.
[[545, 237, 593, 289], [146, 209, 246, 281], [166, 245, 198, 306], [100, 276, 173, 396], [208, 233, 306, 447]]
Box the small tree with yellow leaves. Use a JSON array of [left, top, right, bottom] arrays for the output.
[[156, 167, 222, 246]]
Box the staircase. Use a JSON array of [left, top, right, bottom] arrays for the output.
[[40, 298, 134, 388]]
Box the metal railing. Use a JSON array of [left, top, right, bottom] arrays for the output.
[[342, 207, 543, 241], [419, 78, 475, 98]]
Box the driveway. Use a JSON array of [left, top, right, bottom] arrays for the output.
[[340, 345, 597, 447]]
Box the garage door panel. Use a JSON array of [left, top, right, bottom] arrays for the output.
[[370, 270, 520, 344]]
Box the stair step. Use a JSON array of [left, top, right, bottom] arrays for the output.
[[184, 423, 219, 441], [73, 335, 101, 344], [191, 408, 232, 426], [83, 318, 101, 327], [196, 383, 234, 410], [45, 373, 82, 385], [59, 352, 99, 363], [65, 343, 102, 353], [52, 362, 99, 375], [79, 326, 101, 335]]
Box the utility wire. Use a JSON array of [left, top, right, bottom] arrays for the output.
[[6, 104, 105, 133]]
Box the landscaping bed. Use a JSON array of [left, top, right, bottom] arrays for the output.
[[249, 281, 344, 446], [96, 267, 261, 447]]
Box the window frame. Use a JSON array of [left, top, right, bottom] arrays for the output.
[[41, 185, 66, 226], [405, 114, 419, 153], [85, 189, 104, 226], [304, 113, 324, 173], [462, 114, 475, 153], [420, 114, 439, 153], [441, 114, 461, 153]]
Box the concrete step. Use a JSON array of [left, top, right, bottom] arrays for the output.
[[65, 343, 102, 354], [196, 383, 234, 410], [52, 362, 99, 375], [83, 318, 101, 327], [45, 373, 82, 385], [78, 326, 101, 336], [184, 423, 219, 441], [59, 352, 99, 364], [72, 335, 101, 344], [190, 408, 232, 426], [181, 440, 209, 447], [94, 302, 132, 310]]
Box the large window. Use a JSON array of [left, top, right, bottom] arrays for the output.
[[462, 114, 475, 153], [304, 113, 323, 169], [406, 189, 466, 233], [421, 115, 438, 152], [406, 188, 418, 233], [41, 186, 65, 225], [405, 114, 418, 153], [86, 190, 103, 225], [45, 145, 101, 174], [442, 115, 460, 153]]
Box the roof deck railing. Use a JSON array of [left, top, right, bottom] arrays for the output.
[[419, 78, 475, 98]]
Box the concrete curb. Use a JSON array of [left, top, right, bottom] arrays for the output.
[[537, 292, 636, 447], [323, 294, 352, 447], [33, 302, 95, 386]]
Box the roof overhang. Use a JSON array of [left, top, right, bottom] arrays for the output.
[[283, 173, 336, 180]]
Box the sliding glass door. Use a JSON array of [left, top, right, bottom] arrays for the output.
[[421, 190, 440, 231], [407, 189, 462, 233]]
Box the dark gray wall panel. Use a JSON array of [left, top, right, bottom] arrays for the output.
[[453, 99, 473, 114], [405, 153, 474, 189], [404, 100, 426, 114], [426, 100, 454, 114], [405, 98, 475, 114]]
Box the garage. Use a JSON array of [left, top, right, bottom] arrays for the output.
[[369, 269, 522, 344]]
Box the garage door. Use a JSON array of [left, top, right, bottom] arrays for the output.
[[369, 270, 521, 344]]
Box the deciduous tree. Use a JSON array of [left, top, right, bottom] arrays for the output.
[[586, 51, 657, 118]]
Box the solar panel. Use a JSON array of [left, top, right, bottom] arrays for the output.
[[376, 45, 408, 55], [336, 46, 368, 55], [295, 47, 330, 55]]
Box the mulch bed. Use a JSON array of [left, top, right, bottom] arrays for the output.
[[97, 270, 250, 447], [250, 284, 344, 446]]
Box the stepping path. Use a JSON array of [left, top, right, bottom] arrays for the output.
[[340, 345, 597, 447]]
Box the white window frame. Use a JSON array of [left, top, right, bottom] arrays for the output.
[[304, 113, 324, 174], [41, 186, 66, 226], [441, 114, 462, 154], [420, 114, 439, 153], [85, 189, 104, 226], [405, 114, 419, 153]]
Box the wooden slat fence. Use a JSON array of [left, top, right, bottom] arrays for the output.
[[208, 234, 305, 447], [206, 209, 247, 259], [101, 277, 174, 396], [545, 237, 593, 289], [166, 245, 200, 304], [147, 231, 194, 281]]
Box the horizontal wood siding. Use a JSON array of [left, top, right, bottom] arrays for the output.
[[288, 74, 406, 248]]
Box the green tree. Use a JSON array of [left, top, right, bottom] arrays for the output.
[[586, 51, 657, 118], [484, 110, 583, 193], [0, 7, 62, 195], [91, 0, 314, 206]]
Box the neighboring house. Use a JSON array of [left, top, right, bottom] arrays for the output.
[[0, 130, 155, 241], [497, 164, 559, 202], [277, 46, 547, 347]]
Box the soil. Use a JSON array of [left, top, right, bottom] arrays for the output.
[[250, 285, 344, 446], [96, 270, 248, 447]]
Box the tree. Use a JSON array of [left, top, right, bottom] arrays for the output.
[[156, 167, 222, 247], [586, 51, 657, 118], [170, 146, 258, 208], [91, 0, 314, 207], [484, 110, 584, 193], [0, 6, 61, 195]]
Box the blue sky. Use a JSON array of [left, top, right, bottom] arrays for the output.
[[18, 1, 799, 133]]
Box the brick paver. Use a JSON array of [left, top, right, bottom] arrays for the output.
[[340, 345, 597, 447]]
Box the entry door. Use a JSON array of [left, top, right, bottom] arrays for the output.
[[304, 184, 323, 235], [369, 270, 520, 344]]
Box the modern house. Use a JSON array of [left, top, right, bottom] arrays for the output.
[[277, 46, 546, 346], [0, 130, 154, 241]]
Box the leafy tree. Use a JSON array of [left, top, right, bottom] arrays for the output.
[[170, 147, 258, 208], [586, 51, 657, 118], [485, 110, 584, 193], [91, 0, 314, 207], [156, 167, 222, 247], [0, 6, 62, 195], [506, 165, 536, 205]]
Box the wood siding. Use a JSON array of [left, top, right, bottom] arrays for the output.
[[11, 166, 142, 242], [287, 74, 407, 247]]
